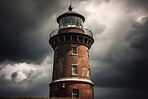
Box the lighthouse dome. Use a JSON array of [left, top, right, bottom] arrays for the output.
[[57, 11, 85, 23], [57, 7, 85, 29]]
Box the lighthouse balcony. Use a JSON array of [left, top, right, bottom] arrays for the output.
[[49, 28, 94, 49], [49, 28, 93, 39]]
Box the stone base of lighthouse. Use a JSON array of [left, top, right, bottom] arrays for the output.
[[49, 80, 94, 99]]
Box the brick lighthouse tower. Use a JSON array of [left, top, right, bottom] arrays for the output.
[[49, 5, 94, 99]]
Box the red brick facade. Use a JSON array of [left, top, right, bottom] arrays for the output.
[[53, 44, 91, 80], [58, 28, 84, 34]]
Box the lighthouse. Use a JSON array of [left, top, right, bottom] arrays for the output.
[[49, 5, 94, 99]]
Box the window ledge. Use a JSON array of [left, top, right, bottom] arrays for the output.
[[71, 74, 78, 76], [71, 54, 78, 56]]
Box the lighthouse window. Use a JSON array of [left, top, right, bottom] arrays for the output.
[[72, 47, 77, 54], [72, 89, 79, 98], [72, 65, 77, 75]]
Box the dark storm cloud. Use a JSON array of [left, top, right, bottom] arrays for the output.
[[87, 0, 148, 98], [0, 0, 108, 64], [94, 87, 148, 99], [0, 0, 148, 98], [97, 16, 148, 88], [91, 15, 148, 99], [0, 0, 58, 96], [125, 16, 148, 90], [0, 0, 63, 64]]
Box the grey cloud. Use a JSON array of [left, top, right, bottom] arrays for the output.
[[11, 69, 36, 83], [11, 72, 18, 81], [0, 56, 53, 96]]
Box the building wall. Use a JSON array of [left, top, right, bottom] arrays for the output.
[[53, 44, 91, 80], [50, 81, 94, 99]]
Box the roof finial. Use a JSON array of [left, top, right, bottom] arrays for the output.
[[68, 0, 73, 11], [68, 5, 73, 11]]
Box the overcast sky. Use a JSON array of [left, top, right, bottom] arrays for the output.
[[0, 0, 148, 99]]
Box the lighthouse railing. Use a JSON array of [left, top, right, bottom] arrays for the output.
[[49, 28, 93, 38]]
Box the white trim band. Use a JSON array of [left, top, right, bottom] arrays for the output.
[[52, 77, 94, 85]]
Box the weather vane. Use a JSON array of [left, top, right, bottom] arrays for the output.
[[68, 0, 73, 11]]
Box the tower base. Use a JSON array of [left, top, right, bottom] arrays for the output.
[[49, 81, 94, 99]]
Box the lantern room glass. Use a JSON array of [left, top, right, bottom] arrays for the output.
[[59, 16, 83, 29]]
